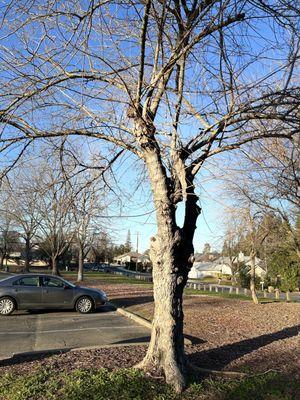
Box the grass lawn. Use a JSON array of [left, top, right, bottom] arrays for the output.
[[62, 271, 153, 287], [63, 272, 298, 303], [1, 367, 299, 400], [64, 272, 252, 301]]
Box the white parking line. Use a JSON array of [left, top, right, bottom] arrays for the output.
[[0, 326, 142, 335], [1, 313, 119, 322]]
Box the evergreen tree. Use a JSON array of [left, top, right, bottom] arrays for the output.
[[124, 230, 132, 253]]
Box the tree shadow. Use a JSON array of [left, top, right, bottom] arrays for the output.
[[113, 336, 150, 344], [185, 334, 206, 345], [111, 296, 154, 308], [0, 349, 68, 368], [188, 324, 300, 371], [18, 304, 115, 315]]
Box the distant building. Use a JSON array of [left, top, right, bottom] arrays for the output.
[[203, 243, 211, 254], [189, 252, 266, 279], [212, 252, 266, 278], [113, 251, 143, 265], [189, 262, 221, 279], [113, 251, 152, 272], [194, 251, 220, 263]]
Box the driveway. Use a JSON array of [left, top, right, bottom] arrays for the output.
[[0, 305, 150, 359]]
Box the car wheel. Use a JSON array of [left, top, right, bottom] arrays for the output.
[[75, 296, 94, 314], [0, 297, 16, 316]]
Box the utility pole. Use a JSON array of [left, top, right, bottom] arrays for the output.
[[135, 232, 139, 272], [136, 231, 139, 253]]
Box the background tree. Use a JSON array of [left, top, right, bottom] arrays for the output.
[[70, 179, 106, 282], [89, 232, 115, 264], [124, 230, 132, 253], [223, 136, 300, 258], [0, 175, 41, 272], [222, 226, 245, 284], [33, 159, 76, 275], [0, 0, 299, 391]]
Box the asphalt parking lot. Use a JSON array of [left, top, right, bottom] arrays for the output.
[[0, 305, 150, 359]]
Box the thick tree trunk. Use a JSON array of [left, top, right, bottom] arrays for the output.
[[77, 245, 84, 282], [250, 251, 259, 305], [137, 233, 192, 392], [0, 254, 4, 269], [286, 291, 291, 302], [51, 256, 59, 275], [135, 148, 197, 392], [24, 236, 31, 272]]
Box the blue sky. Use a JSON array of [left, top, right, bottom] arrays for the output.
[[103, 149, 228, 254], [1, 2, 296, 254], [107, 196, 226, 254]]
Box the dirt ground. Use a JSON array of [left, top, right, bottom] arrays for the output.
[[1, 281, 299, 378]]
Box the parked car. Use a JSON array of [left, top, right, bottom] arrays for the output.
[[0, 274, 107, 315]]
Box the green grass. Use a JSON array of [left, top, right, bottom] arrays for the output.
[[188, 278, 233, 286], [184, 288, 250, 300], [62, 272, 153, 287], [0, 368, 298, 400]]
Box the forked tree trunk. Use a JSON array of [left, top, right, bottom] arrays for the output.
[[250, 251, 259, 305], [135, 148, 197, 392], [77, 244, 84, 282]]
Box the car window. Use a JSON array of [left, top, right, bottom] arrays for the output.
[[13, 277, 39, 287], [42, 277, 64, 288]]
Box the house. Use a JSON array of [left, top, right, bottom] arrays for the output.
[[213, 252, 266, 278], [194, 252, 220, 263], [188, 262, 222, 279], [189, 252, 267, 280], [113, 252, 143, 265]]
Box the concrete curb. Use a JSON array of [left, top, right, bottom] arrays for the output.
[[115, 306, 193, 346], [116, 307, 152, 329]]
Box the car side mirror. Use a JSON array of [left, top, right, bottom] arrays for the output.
[[63, 285, 70, 290]]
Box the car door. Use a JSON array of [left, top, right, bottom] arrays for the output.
[[41, 276, 74, 308], [12, 276, 43, 308]]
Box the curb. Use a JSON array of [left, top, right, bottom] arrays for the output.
[[116, 307, 152, 329], [115, 306, 193, 346]]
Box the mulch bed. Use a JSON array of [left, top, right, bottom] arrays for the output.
[[1, 281, 299, 378]]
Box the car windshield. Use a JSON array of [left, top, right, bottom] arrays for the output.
[[59, 277, 76, 288], [0, 276, 12, 284]]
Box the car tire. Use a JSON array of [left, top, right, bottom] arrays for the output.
[[0, 297, 16, 316], [75, 296, 94, 314]]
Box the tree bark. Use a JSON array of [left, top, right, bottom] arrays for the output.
[[286, 291, 291, 302], [250, 251, 259, 305], [77, 244, 84, 282], [135, 148, 198, 392], [51, 256, 59, 275], [0, 254, 4, 269], [137, 232, 192, 392], [24, 236, 31, 272]]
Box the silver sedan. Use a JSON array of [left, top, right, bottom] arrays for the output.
[[0, 274, 107, 315]]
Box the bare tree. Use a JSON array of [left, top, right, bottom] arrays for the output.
[[0, 209, 13, 270], [222, 225, 244, 284], [0, 1, 299, 390], [0, 175, 41, 272], [70, 178, 106, 282], [223, 135, 300, 259], [33, 160, 76, 275]]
